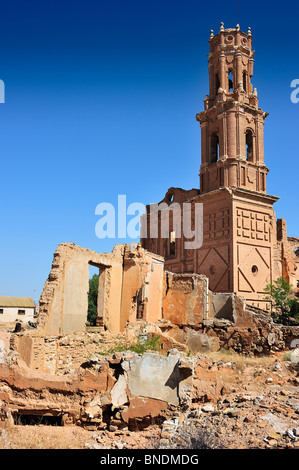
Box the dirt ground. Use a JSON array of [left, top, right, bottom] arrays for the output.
[[0, 424, 161, 450]]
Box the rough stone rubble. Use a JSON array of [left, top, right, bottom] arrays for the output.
[[0, 341, 299, 449]]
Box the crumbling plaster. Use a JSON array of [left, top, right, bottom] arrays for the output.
[[38, 242, 164, 336]]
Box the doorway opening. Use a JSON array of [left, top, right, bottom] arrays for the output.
[[88, 262, 106, 327]]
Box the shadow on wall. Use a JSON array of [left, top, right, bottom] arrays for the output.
[[209, 292, 235, 322]]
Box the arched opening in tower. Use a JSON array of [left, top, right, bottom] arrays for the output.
[[228, 71, 234, 92], [211, 133, 219, 163], [243, 71, 247, 91], [245, 129, 253, 162]]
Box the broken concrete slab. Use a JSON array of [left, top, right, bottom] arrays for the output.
[[111, 374, 128, 408], [127, 353, 180, 405]]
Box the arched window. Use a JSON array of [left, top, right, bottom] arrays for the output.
[[215, 73, 220, 95], [211, 133, 219, 163], [228, 71, 233, 92], [245, 129, 253, 162], [243, 71, 247, 91], [169, 231, 176, 256]]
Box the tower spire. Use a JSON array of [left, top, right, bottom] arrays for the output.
[[236, 0, 240, 25]]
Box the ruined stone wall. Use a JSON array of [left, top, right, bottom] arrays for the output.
[[209, 292, 237, 322], [159, 272, 213, 354], [159, 272, 299, 356], [9, 334, 34, 368], [286, 237, 299, 293], [120, 245, 164, 331], [11, 243, 166, 371], [38, 242, 125, 335], [162, 272, 209, 326], [0, 349, 194, 431], [10, 241, 299, 373], [10, 329, 126, 374], [275, 219, 299, 292], [38, 242, 164, 337]]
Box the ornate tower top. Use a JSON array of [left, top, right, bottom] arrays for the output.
[[196, 24, 269, 195], [207, 22, 257, 108]]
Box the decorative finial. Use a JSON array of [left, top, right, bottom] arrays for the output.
[[247, 27, 252, 36], [220, 22, 224, 32], [210, 29, 214, 39], [253, 88, 257, 96], [236, 24, 240, 31]]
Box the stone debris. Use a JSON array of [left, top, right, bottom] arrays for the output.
[[0, 329, 299, 450], [8, 241, 298, 377]]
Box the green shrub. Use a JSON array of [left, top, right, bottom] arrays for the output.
[[87, 274, 99, 325], [99, 335, 161, 356], [264, 277, 299, 325], [282, 352, 292, 361]]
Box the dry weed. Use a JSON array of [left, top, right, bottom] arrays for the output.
[[0, 426, 89, 449], [206, 348, 274, 371]]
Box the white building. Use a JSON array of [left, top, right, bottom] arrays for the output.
[[0, 297, 35, 323]]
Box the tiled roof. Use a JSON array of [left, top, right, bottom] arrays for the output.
[[0, 296, 35, 307]]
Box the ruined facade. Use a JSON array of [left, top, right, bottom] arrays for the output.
[[141, 24, 299, 309], [38, 242, 164, 336], [8, 240, 299, 377], [34, 241, 255, 342]]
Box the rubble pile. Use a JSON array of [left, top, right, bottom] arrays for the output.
[[0, 332, 298, 449]]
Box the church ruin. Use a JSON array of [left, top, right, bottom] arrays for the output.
[[1, 23, 299, 437], [141, 23, 299, 309], [8, 24, 297, 366], [4, 23, 298, 364]]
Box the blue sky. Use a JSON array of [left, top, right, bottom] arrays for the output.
[[0, 0, 298, 302]]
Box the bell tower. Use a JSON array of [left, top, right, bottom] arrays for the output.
[[141, 23, 280, 310], [197, 23, 269, 195]]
